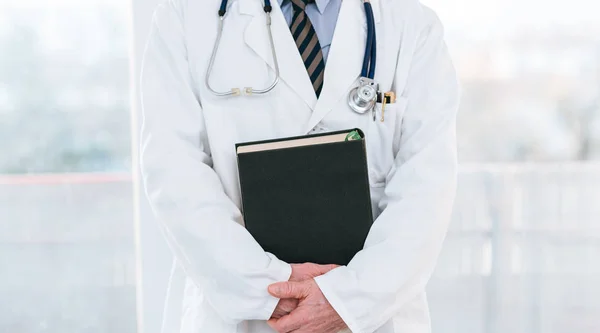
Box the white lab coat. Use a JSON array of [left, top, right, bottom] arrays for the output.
[[139, 0, 459, 332]]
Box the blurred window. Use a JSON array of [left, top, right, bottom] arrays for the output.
[[423, 0, 600, 162], [0, 1, 135, 332]]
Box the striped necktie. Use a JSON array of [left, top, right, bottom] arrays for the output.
[[289, 0, 325, 98]]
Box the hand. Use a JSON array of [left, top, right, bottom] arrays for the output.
[[289, 263, 339, 282], [271, 263, 338, 319], [267, 279, 347, 333]]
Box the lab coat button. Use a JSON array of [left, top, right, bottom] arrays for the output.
[[310, 124, 328, 134]]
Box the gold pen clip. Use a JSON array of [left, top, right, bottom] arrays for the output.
[[380, 92, 396, 122]]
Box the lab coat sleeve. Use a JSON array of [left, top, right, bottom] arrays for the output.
[[313, 7, 459, 333], [139, 2, 291, 324]]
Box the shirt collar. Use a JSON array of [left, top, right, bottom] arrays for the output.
[[278, 0, 331, 15]]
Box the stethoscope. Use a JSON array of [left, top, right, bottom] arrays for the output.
[[206, 0, 381, 118]]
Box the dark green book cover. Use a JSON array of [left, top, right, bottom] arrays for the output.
[[235, 128, 373, 265]]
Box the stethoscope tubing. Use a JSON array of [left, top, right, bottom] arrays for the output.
[[361, 1, 376, 80], [207, 0, 279, 96], [208, 0, 376, 97]]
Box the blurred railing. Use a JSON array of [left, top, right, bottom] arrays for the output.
[[430, 163, 600, 333], [1, 164, 599, 333], [0, 173, 136, 333]]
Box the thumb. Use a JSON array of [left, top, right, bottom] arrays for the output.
[[268, 281, 310, 299]]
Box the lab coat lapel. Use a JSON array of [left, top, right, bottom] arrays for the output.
[[240, 0, 318, 110], [304, 0, 381, 133]]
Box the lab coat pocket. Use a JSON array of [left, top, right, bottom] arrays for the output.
[[365, 97, 408, 187]]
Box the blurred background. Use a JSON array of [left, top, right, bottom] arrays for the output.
[[0, 0, 598, 332]]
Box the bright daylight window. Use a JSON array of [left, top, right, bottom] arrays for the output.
[[422, 1, 600, 332], [0, 0, 135, 332]]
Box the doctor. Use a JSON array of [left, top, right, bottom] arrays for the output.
[[139, 0, 459, 332]]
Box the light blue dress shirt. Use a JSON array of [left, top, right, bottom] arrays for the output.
[[278, 0, 342, 64]]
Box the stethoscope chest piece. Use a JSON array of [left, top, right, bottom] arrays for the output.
[[348, 77, 379, 114]]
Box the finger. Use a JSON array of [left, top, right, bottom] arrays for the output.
[[267, 318, 277, 330], [272, 299, 298, 318], [267, 318, 285, 333], [290, 263, 340, 282], [310, 264, 340, 276], [267, 318, 300, 333], [268, 281, 311, 299], [280, 298, 299, 312], [267, 309, 306, 333]]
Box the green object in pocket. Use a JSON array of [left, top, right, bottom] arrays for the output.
[[345, 130, 362, 141]]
